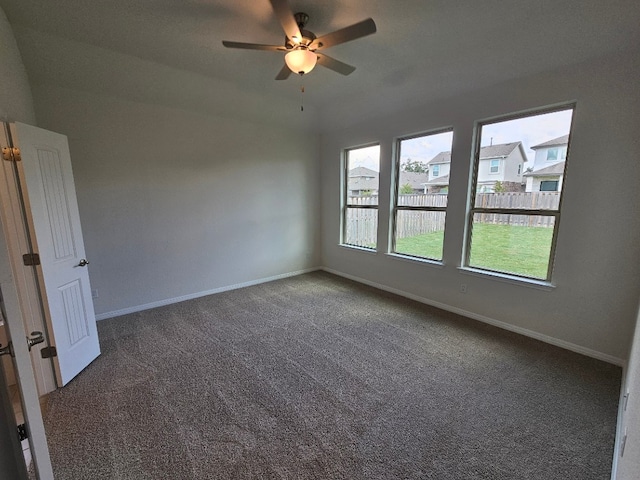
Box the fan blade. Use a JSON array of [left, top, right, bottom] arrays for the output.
[[275, 64, 292, 80], [316, 53, 356, 76], [312, 18, 377, 50], [269, 0, 302, 43], [222, 41, 285, 51]]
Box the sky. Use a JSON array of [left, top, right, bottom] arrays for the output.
[[347, 108, 573, 172]]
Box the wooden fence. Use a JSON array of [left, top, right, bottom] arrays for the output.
[[345, 192, 560, 246], [474, 192, 559, 227]]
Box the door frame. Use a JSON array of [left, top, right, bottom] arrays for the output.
[[0, 216, 54, 478]]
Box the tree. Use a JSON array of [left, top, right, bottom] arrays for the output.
[[493, 181, 506, 193], [402, 158, 428, 173], [400, 183, 414, 194]]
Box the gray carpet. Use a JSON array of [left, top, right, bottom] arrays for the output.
[[43, 271, 621, 479]]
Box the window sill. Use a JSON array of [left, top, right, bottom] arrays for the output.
[[386, 253, 444, 268], [339, 244, 377, 254], [458, 267, 555, 291]]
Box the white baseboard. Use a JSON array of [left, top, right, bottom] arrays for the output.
[[95, 264, 625, 367], [322, 267, 626, 367], [95, 267, 322, 321]]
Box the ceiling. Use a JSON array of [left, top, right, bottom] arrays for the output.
[[2, 0, 640, 127]]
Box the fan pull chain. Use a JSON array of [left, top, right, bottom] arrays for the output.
[[300, 83, 305, 112]]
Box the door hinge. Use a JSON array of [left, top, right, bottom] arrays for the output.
[[22, 253, 40, 266], [41, 346, 57, 359], [2, 146, 21, 162], [0, 341, 13, 357], [17, 424, 28, 442]]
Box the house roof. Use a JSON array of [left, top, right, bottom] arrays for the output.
[[524, 161, 566, 177], [531, 135, 570, 150], [348, 177, 378, 191], [426, 141, 521, 165], [425, 174, 450, 186], [479, 142, 521, 159], [426, 152, 451, 166], [398, 171, 430, 189], [349, 166, 378, 178]]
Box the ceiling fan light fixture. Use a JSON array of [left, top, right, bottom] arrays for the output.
[[285, 48, 317, 75]]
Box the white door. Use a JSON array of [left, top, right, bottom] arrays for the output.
[[9, 122, 100, 386]]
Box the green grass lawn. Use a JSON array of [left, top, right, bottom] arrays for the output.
[[395, 223, 554, 279]]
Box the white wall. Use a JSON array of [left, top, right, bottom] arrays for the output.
[[32, 84, 320, 317], [320, 51, 640, 362], [503, 150, 524, 184]]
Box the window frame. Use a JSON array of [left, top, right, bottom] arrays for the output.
[[463, 104, 575, 283], [489, 159, 500, 174], [539, 180, 559, 192], [432, 164, 440, 177], [390, 127, 453, 262], [341, 143, 380, 250]]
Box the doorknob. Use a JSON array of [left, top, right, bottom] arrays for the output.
[[76, 258, 90, 267], [27, 331, 45, 351]]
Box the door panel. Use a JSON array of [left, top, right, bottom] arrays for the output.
[[11, 122, 100, 386]]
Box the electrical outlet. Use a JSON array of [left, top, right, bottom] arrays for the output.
[[91, 289, 99, 299], [460, 283, 467, 294]]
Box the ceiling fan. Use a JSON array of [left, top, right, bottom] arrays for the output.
[[222, 0, 377, 80]]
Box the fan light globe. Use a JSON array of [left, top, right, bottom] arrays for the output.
[[285, 49, 317, 75]]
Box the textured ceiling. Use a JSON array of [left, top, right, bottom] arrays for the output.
[[2, 0, 640, 127]]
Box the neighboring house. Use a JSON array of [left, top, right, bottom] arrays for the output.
[[424, 142, 527, 193], [424, 152, 451, 193], [398, 171, 431, 194], [348, 168, 430, 195], [524, 135, 569, 192], [348, 166, 379, 195]]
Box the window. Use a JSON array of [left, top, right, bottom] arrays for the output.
[[546, 148, 558, 161], [489, 159, 500, 173], [540, 180, 559, 192], [342, 144, 380, 249], [392, 129, 453, 261], [517, 164, 522, 175], [465, 106, 574, 281]]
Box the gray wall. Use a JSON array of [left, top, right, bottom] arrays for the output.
[[33, 84, 320, 317], [320, 51, 640, 362]]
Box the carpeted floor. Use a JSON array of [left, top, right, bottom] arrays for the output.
[[43, 271, 621, 479]]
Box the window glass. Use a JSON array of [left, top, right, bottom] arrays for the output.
[[343, 145, 380, 249], [466, 107, 574, 280], [392, 130, 453, 261], [540, 180, 559, 192]]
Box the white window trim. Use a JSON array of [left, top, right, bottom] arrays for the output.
[[341, 144, 380, 250], [391, 128, 453, 262], [464, 104, 575, 283]]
